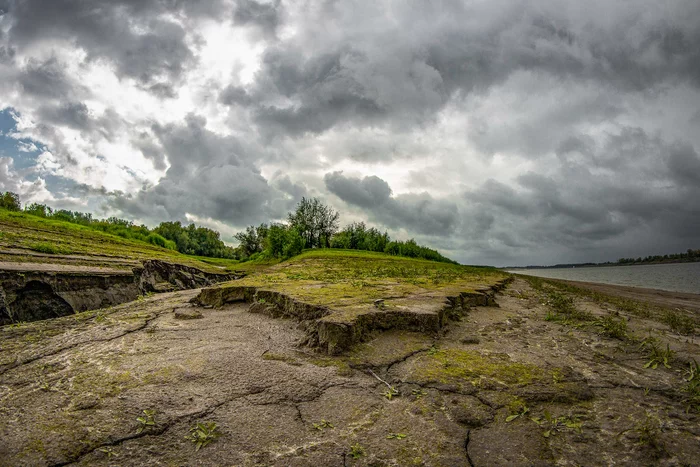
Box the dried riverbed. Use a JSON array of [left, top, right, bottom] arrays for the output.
[[0, 278, 698, 466]]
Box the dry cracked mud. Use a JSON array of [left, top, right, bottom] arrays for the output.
[[0, 278, 698, 466]]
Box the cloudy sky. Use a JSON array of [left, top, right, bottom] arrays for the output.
[[1, 0, 699, 266]]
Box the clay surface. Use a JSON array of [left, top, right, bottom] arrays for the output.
[[1, 278, 698, 466]]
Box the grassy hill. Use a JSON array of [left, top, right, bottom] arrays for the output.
[[0, 210, 248, 273]]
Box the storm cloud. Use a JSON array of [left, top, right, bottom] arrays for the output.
[[0, 0, 699, 264]]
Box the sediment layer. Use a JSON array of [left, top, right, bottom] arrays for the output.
[[0, 259, 238, 324]]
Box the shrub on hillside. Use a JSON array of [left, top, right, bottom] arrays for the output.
[[0, 191, 21, 211]]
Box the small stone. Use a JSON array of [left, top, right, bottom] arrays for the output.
[[374, 299, 385, 308], [174, 308, 203, 320]]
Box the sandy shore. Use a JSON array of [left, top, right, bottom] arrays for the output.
[[551, 278, 700, 314]]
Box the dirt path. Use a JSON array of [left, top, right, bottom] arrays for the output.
[[0, 279, 698, 466]]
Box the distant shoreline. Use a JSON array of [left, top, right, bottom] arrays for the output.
[[506, 258, 700, 270]]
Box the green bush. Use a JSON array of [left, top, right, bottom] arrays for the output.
[[0, 191, 21, 211], [147, 233, 176, 250]]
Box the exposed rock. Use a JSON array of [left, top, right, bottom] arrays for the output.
[[137, 260, 238, 293], [0, 270, 139, 325], [0, 260, 239, 325]]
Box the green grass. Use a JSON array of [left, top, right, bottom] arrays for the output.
[[218, 249, 508, 312], [28, 242, 73, 255], [0, 210, 241, 273]]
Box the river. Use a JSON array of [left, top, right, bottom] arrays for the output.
[[507, 262, 700, 294]]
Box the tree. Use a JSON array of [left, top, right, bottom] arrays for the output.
[[288, 197, 339, 248], [154, 221, 191, 252], [331, 222, 389, 252], [0, 191, 21, 211], [262, 223, 305, 259], [234, 224, 268, 257], [24, 203, 53, 217]]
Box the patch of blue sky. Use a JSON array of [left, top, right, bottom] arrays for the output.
[[0, 107, 47, 170]]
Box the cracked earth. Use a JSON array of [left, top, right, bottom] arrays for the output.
[[0, 278, 698, 466]]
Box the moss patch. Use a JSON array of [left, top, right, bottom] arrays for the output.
[[407, 348, 548, 388]]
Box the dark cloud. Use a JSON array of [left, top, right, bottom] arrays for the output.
[[145, 83, 178, 99], [5, 0, 230, 85], [272, 174, 307, 200], [461, 128, 700, 264], [132, 131, 167, 172], [111, 114, 288, 226], [667, 143, 700, 187], [233, 0, 284, 37], [325, 172, 458, 236], [0, 45, 15, 64], [324, 172, 391, 208], [238, 0, 700, 141], [19, 57, 83, 100], [219, 85, 252, 106], [113, 164, 278, 223], [37, 102, 90, 130]]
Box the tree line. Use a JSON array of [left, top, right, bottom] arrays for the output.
[[0, 191, 237, 258], [617, 249, 700, 265], [235, 197, 456, 264], [2, 191, 456, 263]]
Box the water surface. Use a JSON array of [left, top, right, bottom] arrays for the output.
[[508, 262, 700, 294]]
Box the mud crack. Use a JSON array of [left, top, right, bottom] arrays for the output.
[[0, 312, 163, 376], [49, 386, 270, 467], [465, 429, 475, 467]]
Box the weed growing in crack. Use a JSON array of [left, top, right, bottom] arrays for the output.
[[98, 447, 118, 458], [541, 290, 593, 324], [661, 310, 696, 335], [619, 412, 666, 457], [349, 443, 366, 459], [531, 411, 583, 438], [683, 359, 700, 412], [312, 419, 334, 430], [136, 409, 157, 434], [595, 314, 628, 339], [638, 337, 674, 369], [386, 433, 407, 440], [505, 405, 530, 422], [544, 310, 558, 322], [383, 388, 400, 400], [186, 422, 221, 451]]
